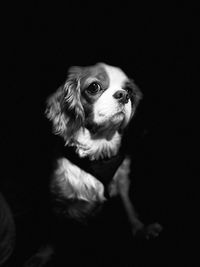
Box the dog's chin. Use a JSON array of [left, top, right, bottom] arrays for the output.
[[100, 110, 130, 128], [85, 112, 128, 139], [111, 112, 126, 123], [92, 101, 133, 132]]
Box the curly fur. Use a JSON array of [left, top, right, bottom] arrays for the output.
[[46, 68, 85, 143]]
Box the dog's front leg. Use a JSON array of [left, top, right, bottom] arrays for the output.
[[109, 157, 162, 239]]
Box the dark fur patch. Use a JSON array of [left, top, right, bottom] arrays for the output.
[[123, 79, 143, 108]]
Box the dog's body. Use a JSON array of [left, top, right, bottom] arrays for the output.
[[46, 63, 142, 222], [25, 63, 162, 267]]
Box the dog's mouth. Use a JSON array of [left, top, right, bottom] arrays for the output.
[[112, 111, 125, 121], [85, 111, 125, 138]]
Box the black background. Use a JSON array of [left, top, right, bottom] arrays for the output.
[[1, 1, 199, 266]]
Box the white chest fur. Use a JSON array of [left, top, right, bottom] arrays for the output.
[[52, 157, 106, 203], [70, 128, 122, 160]]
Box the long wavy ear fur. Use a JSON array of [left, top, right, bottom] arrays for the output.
[[45, 67, 85, 143]]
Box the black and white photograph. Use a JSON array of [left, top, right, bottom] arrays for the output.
[[1, 2, 198, 266]]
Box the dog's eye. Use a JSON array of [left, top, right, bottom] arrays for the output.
[[86, 82, 101, 95], [124, 86, 132, 94], [124, 86, 134, 98]]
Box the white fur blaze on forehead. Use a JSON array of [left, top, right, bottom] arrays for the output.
[[102, 64, 128, 87]]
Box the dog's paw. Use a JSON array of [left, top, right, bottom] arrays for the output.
[[24, 245, 54, 267], [24, 255, 46, 267], [132, 222, 163, 240], [144, 222, 163, 239]]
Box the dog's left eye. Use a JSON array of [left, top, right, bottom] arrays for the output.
[[124, 86, 133, 96], [86, 82, 101, 95], [124, 86, 132, 95]]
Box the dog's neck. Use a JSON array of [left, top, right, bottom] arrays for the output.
[[68, 128, 122, 161]]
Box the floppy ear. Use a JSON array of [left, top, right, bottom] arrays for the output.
[[45, 67, 85, 143]]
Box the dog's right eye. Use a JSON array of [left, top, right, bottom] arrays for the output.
[[86, 82, 101, 95]]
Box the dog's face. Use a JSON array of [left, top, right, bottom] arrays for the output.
[[46, 63, 142, 143]]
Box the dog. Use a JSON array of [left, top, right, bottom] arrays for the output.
[[25, 62, 162, 267]]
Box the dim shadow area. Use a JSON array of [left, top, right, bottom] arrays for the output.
[[1, 2, 198, 267]]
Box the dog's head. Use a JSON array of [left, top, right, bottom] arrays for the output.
[[46, 63, 142, 143]]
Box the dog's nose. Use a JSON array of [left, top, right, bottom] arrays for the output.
[[113, 90, 129, 104]]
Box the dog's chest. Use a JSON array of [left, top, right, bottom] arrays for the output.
[[63, 147, 125, 187], [82, 154, 125, 186]]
